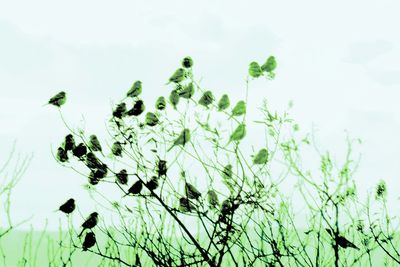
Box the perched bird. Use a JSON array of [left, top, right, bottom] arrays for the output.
[[56, 147, 69, 163], [111, 142, 123, 157], [88, 135, 102, 152], [221, 164, 233, 180], [169, 89, 180, 110], [126, 100, 145, 116], [82, 232, 96, 251], [48, 91, 67, 107], [157, 160, 167, 177], [185, 183, 201, 200], [230, 100, 246, 117], [72, 143, 87, 158], [155, 96, 166, 110], [217, 94, 230, 111], [178, 83, 195, 99], [78, 212, 99, 237], [64, 134, 75, 151], [127, 80, 142, 98], [168, 68, 186, 84], [253, 148, 269, 165], [248, 62, 262, 78], [261, 56, 277, 72], [145, 112, 159, 126], [146, 176, 159, 191], [220, 199, 232, 215], [167, 128, 191, 152], [58, 198, 75, 214], [207, 190, 219, 208], [179, 197, 195, 212], [229, 123, 246, 143], [116, 169, 128, 185], [181, 56, 193, 69], [112, 102, 127, 119], [85, 152, 101, 169], [325, 228, 359, 250], [198, 91, 214, 108], [127, 180, 143, 195], [88, 164, 108, 185]]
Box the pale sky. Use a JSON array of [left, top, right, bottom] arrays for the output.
[[1, 0, 400, 230]]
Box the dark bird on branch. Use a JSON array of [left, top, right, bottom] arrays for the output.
[[56, 147, 69, 163], [126, 100, 145, 116], [64, 134, 75, 151], [126, 180, 143, 195], [325, 228, 359, 250], [72, 143, 87, 158], [47, 91, 66, 107], [185, 183, 201, 200], [78, 212, 99, 237], [88, 135, 102, 152], [57, 198, 75, 214], [82, 232, 96, 251]]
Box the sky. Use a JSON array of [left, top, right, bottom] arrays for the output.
[[0, 0, 400, 230]]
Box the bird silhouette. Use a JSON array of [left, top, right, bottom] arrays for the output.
[[112, 102, 127, 119], [248, 62, 262, 78], [85, 152, 101, 169], [145, 112, 159, 126], [116, 169, 128, 185], [126, 180, 143, 195], [253, 148, 269, 165], [72, 143, 87, 158], [229, 123, 246, 143], [111, 142, 123, 157], [47, 91, 66, 107], [146, 176, 159, 191], [230, 100, 246, 118], [178, 83, 195, 99], [207, 190, 219, 208], [155, 96, 166, 110], [179, 197, 195, 212], [185, 183, 201, 200], [169, 89, 180, 110], [181, 56, 193, 69], [157, 160, 167, 177], [167, 129, 190, 152], [56, 147, 69, 163], [82, 232, 96, 251], [325, 228, 359, 250], [58, 198, 75, 214], [217, 94, 230, 111], [168, 68, 186, 84], [88, 135, 102, 152], [198, 91, 214, 108], [127, 80, 142, 98], [261, 56, 277, 72], [126, 100, 145, 116], [78, 212, 99, 237], [64, 134, 75, 151]]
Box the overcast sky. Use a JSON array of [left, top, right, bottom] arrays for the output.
[[1, 0, 400, 230]]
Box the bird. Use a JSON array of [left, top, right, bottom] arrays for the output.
[[111, 142, 123, 157], [198, 91, 214, 108], [169, 89, 180, 110], [116, 169, 128, 185], [168, 68, 186, 84], [325, 228, 359, 250], [248, 62, 262, 78], [221, 164, 233, 180], [220, 199, 232, 215], [167, 128, 190, 152], [64, 134, 75, 151], [112, 102, 127, 119], [181, 56, 193, 69], [155, 96, 166, 110], [72, 143, 87, 158], [229, 123, 246, 143], [127, 80, 142, 98], [217, 94, 230, 111], [85, 152, 101, 169], [78, 212, 99, 237], [146, 176, 159, 191], [126, 100, 145, 116], [261, 56, 277, 73], [58, 198, 75, 214], [126, 180, 143, 195], [47, 91, 66, 107], [179, 197, 195, 212], [56, 147, 69, 163], [178, 83, 195, 99], [157, 160, 167, 177], [145, 112, 159, 126], [185, 183, 201, 200], [207, 190, 219, 208], [88, 135, 102, 152], [82, 232, 96, 251], [230, 100, 246, 118], [253, 148, 269, 165]]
